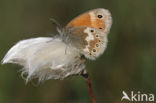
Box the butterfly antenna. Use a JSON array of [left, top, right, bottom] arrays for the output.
[[81, 70, 96, 103], [49, 18, 63, 36]]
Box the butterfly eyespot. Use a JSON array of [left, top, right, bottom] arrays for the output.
[[99, 27, 102, 29], [93, 49, 96, 52], [96, 35, 98, 37], [99, 40, 101, 42], [97, 15, 103, 18], [96, 44, 99, 47], [90, 29, 94, 32]]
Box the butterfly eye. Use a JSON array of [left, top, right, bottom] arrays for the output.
[[99, 27, 102, 29], [99, 40, 101, 42], [93, 49, 96, 52], [97, 15, 103, 18]]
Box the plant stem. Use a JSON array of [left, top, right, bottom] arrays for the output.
[[81, 70, 96, 103]]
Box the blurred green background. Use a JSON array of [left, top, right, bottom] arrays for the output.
[[0, 0, 156, 103]]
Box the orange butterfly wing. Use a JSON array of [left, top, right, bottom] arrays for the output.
[[66, 8, 112, 35]]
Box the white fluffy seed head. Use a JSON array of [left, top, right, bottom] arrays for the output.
[[2, 37, 85, 83]]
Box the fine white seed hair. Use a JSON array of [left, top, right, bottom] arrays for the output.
[[2, 37, 85, 83]]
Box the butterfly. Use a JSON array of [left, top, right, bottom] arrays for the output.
[[1, 8, 112, 83], [63, 8, 112, 60]]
